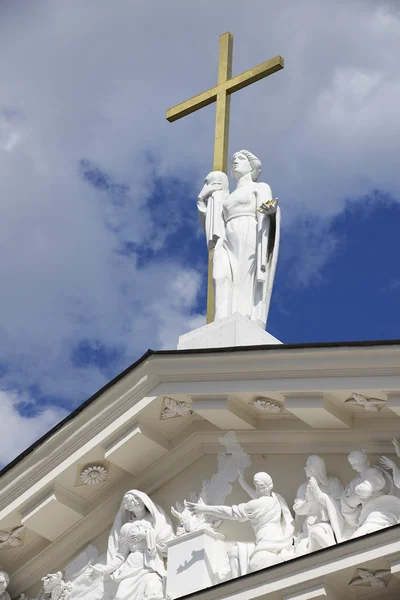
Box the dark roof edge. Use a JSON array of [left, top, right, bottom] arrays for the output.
[[2, 337, 400, 478], [0, 349, 155, 479], [152, 337, 400, 356]]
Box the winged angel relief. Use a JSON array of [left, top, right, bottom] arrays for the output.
[[345, 392, 387, 412], [0, 526, 24, 549]]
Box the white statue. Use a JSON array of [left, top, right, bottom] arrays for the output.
[[197, 150, 280, 328], [188, 471, 293, 574], [0, 571, 10, 600], [91, 490, 173, 600], [20, 572, 72, 600], [341, 449, 400, 538], [292, 456, 344, 554]]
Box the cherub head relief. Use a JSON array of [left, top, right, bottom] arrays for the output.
[[0, 571, 10, 595]]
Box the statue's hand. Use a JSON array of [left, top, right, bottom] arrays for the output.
[[393, 438, 400, 458], [130, 530, 147, 544], [380, 456, 396, 471], [198, 181, 224, 202], [210, 181, 223, 192], [307, 477, 325, 504], [258, 199, 278, 215], [89, 564, 108, 577], [187, 501, 208, 516]]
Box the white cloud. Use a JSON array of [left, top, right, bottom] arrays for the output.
[[0, 390, 68, 467], [0, 0, 399, 461]]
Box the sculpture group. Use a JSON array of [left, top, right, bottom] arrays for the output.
[[11, 438, 400, 600], [197, 150, 280, 328]]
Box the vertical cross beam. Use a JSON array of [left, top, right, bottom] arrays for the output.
[[207, 32, 233, 323], [213, 32, 233, 174]]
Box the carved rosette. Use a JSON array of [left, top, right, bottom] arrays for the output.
[[80, 465, 108, 485], [250, 397, 283, 413]]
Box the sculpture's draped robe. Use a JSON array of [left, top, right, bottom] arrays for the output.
[[105, 490, 173, 600], [207, 493, 293, 573], [340, 466, 400, 538], [293, 477, 344, 552], [197, 190, 226, 251], [200, 182, 280, 328], [108, 520, 164, 600]]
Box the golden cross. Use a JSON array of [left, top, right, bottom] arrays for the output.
[[166, 32, 284, 322]]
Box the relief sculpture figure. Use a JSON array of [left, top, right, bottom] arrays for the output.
[[292, 456, 344, 555], [90, 490, 173, 600], [341, 449, 400, 538], [188, 471, 293, 574], [0, 571, 10, 600]]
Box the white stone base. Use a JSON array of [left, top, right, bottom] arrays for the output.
[[166, 528, 227, 598], [177, 312, 282, 350]]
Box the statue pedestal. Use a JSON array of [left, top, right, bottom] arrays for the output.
[[177, 312, 282, 350], [166, 529, 227, 598]]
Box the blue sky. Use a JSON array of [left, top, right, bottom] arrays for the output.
[[0, 0, 400, 466]]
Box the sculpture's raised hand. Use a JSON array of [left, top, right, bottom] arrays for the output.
[[186, 499, 208, 516], [380, 456, 396, 472], [393, 438, 400, 458], [198, 181, 223, 202], [307, 477, 326, 505]]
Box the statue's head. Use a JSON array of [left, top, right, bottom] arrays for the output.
[[0, 571, 10, 593], [123, 492, 148, 519], [253, 472, 273, 496], [304, 455, 327, 481], [348, 449, 368, 473], [231, 150, 261, 182], [42, 572, 63, 591]]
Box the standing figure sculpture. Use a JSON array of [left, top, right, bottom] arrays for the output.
[[198, 150, 280, 329], [91, 490, 173, 600], [293, 456, 344, 555], [188, 471, 293, 574]]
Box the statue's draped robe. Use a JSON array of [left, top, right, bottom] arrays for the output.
[[207, 493, 293, 573], [197, 190, 226, 251], [293, 477, 344, 552], [105, 490, 173, 600], [340, 466, 400, 538], [108, 521, 164, 600], [199, 183, 280, 328]]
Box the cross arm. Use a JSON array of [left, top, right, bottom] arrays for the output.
[[225, 55, 284, 95], [166, 55, 284, 124], [166, 85, 220, 122]]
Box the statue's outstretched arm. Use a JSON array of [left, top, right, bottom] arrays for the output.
[[187, 501, 245, 521]]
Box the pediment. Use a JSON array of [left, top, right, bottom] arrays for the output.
[[1, 341, 400, 599]]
